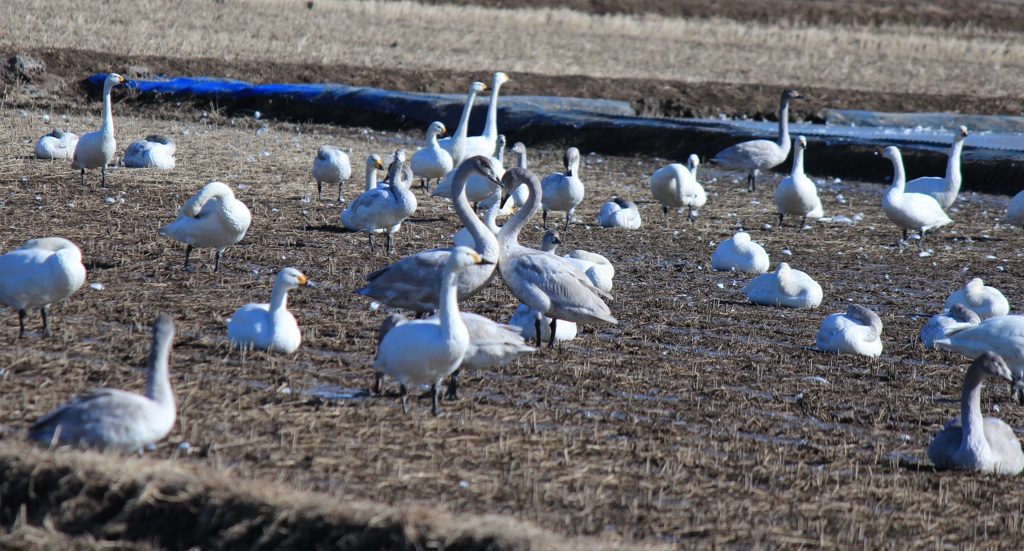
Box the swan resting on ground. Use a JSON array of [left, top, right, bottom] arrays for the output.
[[921, 304, 981, 349], [227, 268, 307, 354], [311, 144, 352, 201], [596, 198, 642, 229], [35, 129, 79, 160], [927, 352, 1024, 475], [71, 72, 126, 187], [373, 247, 491, 416], [28, 314, 177, 452], [123, 134, 176, 170], [815, 304, 882, 357], [711, 231, 770, 274], [743, 262, 823, 309], [0, 237, 87, 337], [943, 278, 1009, 320], [158, 181, 252, 272], [712, 89, 803, 192]]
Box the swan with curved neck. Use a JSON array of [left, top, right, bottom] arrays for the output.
[[711, 231, 770, 274], [0, 237, 87, 337], [879, 146, 952, 250], [596, 197, 642, 229], [35, 129, 79, 160], [357, 156, 503, 314], [943, 277, 1009, 320], [340, 149, 417, 254], [497, 167, 616, 348], [437, 81, 487, 166], [28, 314, 177, 451], [227, 267, 307, 354], [921, 303, 981, 349], [123, 134, 177, 170], [815, 304, 883, 357], [928, 352, 1024, 475], [712, 89, 803, 192], [905, 126, 968, 209], [72, 72, 126, 187], [157, 181, 252, 272], [373, 247, 491, 416]]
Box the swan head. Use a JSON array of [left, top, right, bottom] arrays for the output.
[[878, 146, 901, 163], [449, 246, 493, 269], [498, 166, 535, 191], [971, 351, 1014, 384], [105, 73, 126, 89], [275, 267, 308, 290], [20, 236, 80, 253], [470, 81, 487, 94], [540, 229, 562, 252], [731, 231, 751, 244], [152, 313, 175, 347], [965, 277, 985, 292], [781, 89, 804, 101], [512, 142, 527, 156], [796, 136, 807, 150], [317, 145, 337, 160], [428, 121, 446, 137], [367, 154, 383, 171], [391, 149, 406, 164], [493, 72, 510, 87], [496, 134, 507, 150], [687, 154, 700, 170], [956, 126, 969, 140], [948, 303, 981, 324], [459, 155, 502, 187], [146, 134, 174, 146], [846, 304, 881, 330]]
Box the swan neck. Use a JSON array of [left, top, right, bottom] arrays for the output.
[[960, 366, 990, 454], [792, 144, 805, 176], [101, 82, 115, 136], [947, 138, 964, 186], [482, 83, 502, 141], [777, 98, 791, 147], [889, 154, 906, 192], [498, 173, 541, 250], [452, 164, 494, 256], [144, 331, 174, 407], [365, 164, 377, 191], [671, 164, 688, 204], [269, 282, 290, 313], [451, 89, 479, 164], [438, 261, 462, 336]]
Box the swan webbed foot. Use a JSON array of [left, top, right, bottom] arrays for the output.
[[430, 384, 441, 417], [445, 369, 461, 401], [400, 384, 409, 414], [17, 309, 27, 337]]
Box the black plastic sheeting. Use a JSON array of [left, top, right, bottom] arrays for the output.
[[90, 74, 1024, 195]]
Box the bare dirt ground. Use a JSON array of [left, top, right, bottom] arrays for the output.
[[3, 0, 1024, 549]]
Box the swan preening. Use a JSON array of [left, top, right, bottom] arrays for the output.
[[711, 232, 770, 274], [815, 304, 882, 357], [227, 268, 307, 354], [934, 315, 1024, 402], [410, 121, 452, 192], [921, 303, 981, 349], [773, 136, 823, 229], [596, 198, 642, 229], [373, 247, 491, 416], [312, 144, 352, 201], [649, 154, 705, 226], [158, 181, 252, 272], [928, 352, 1024, 475], [943, 278, 1009, 320], [904, 126, 968, 210], [340, 149, 417, 254], [541, 147, 585, 231], [742, 262, 822, 309], [712, 89, 804, 192], [123, 134, 176, 170], [71, 73, 126, 187], [879, 146, 952, 249], [28, 314, 177, 452], [0, 237, 87, 337], [35, 129, 79, 160]]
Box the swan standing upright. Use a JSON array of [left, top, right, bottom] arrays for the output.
[[433, 135, 506, 205], [28, 314, 177, 452], [904, 126, 968, 209], [311, 145, 352, 201], [340, 150, 417, 254], [158, 181, 252, 272], [497, 167, 616, 348], [712, 89, 804, 191], [711, 232, 770, 274], [742, 262, 823, 309], [596, 198, 642, 229], [71, 73, 126, 187], [437, 81, 487, 166], [410, 121, 452, 192], [541, 147, 585, 231], [927, 352, 1024, 475], [943, 278, 1009, 320], [357, 157, 503, 314], [879, 146, 953, 249], [373, 247, 491, 416], [0, 237, 87, 337], [508, 230, 579, 344], [227, 268, 308, 354], [463, 72, 510, 158], [35, 129, 79, 160], [815, 304, 883, 357], [649, 154, 705, 226], [773, 136, 823, 229], [123, 134, 176, 170]]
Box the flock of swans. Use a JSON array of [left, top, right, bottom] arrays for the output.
[[9, 72, 1024, 475]]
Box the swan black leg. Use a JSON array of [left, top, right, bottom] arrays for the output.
[[430, 383, 441, 417], [543, 210, 549, 229], [445, 368, 461, 401], [800, 215, 808, 231], [748, 173, 756, 192], [688, 205, 696, 222], [18, 309, 27, 337], [214, 249, 223, 273], [400, 384, 409, 414], [368, 234, 376, 253], [101, 166, 107, 188], [386, 232, 394, 255], [919, 229, 927, 250], [41, 304, 51, 338], [80, 169, 86, 186], [663, 206, 670, 227], [548, 318, 558, 348], [563, 213, 571, 232], [183, 244, 194, 270], [337, 181, 344, 202], [316, 180, 323, 201], [778, 213, 784, 228], [372, 372, 384, 394], [534, 318, 543, 349]]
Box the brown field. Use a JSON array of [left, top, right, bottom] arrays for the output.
[[3, 0, 1024, 549]]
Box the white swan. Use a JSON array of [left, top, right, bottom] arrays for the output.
[[437, 81, 487, 166], [463, 72, 510, 158], [743, 262, 822, 309], [0, 237, 87, 337], [774, 136, 823, 229], [815, 304, 882, 357], [934, 316, 1024, 402], [35, 129, 78, 160], [340, 154, 386, 228], [943, 278, 1010, 320], [563, 249, 615, 293], [712, 89, 804, 191], [508, 230, 577, 343], [905, 126, 969, 209], [451, 189, 505, 248], [497, 167, 616, 348], [373, 247, 490, 416], [158, 181, 252, 272], [433, 134, 506, 205], [357, 156, 503, 314], [921, 303, 981, 349], [649, 154, 705, 226], [71, 73, 126, 187], [880, 146, 953, 249], [410, 121, 452, 193], [1003, 189, 1024, 228], [227, 267, 307, 354], [340, 149, 417, 254], [28, 314, 176, 452], [596, 198, 642, 229], [311, 144, 352, 201], [123, 134, 176, 170], [711, 231, 770, 274], [541, 147, 585, 231], [928, 352, 1024, 475]]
